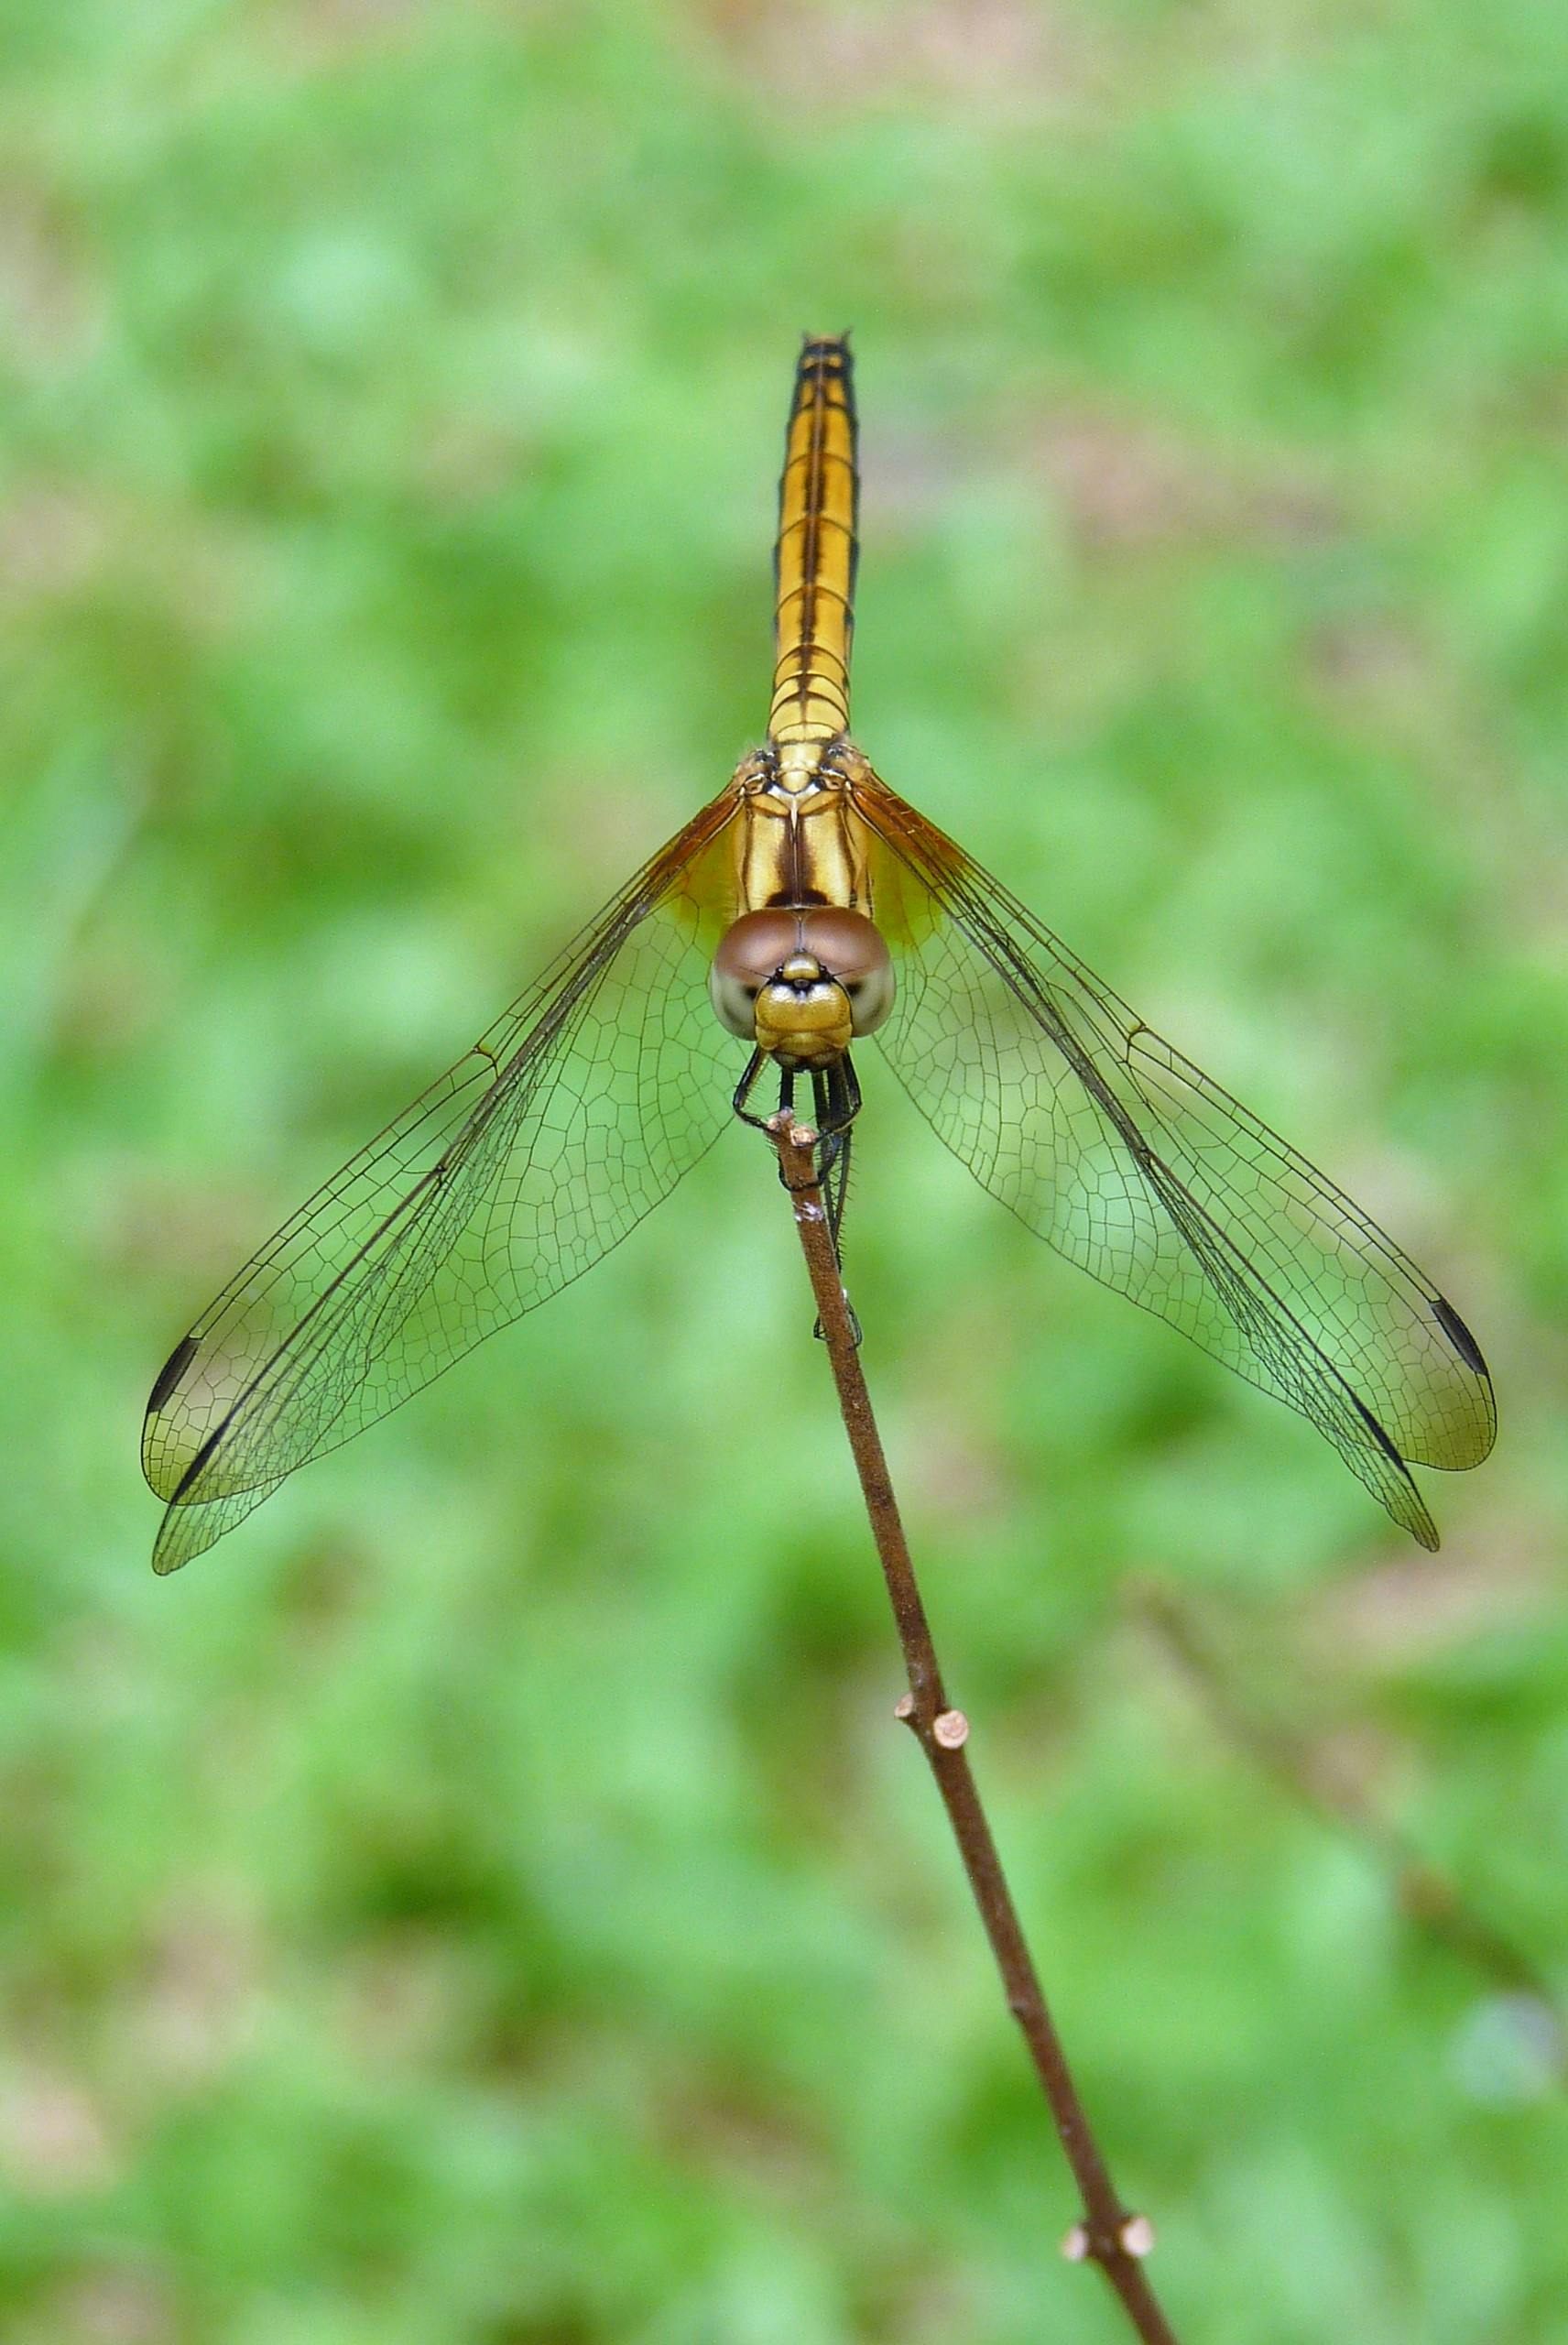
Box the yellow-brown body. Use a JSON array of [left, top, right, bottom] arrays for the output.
[[687, 337, 914, 1064]]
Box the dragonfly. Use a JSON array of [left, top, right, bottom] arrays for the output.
[[144, 336, 1495, 1572]]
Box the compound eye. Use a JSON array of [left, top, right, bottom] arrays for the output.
[[708, 965, 759, 1039], [844, 955, 895, 1038], [800, 909, 895, 1038], [709, 910, 802, 1040]]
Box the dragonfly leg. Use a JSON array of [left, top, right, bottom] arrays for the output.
[[731, 1047, 766, 1127], [812, 1053, 863, 1237], [801, 1049, 860, 1140], [732, 1048, 796, 1131], [732, 1053, 821, 1211], [808, 1067, 848, 1242], [809, 1060, 863, 1348], [731, 1046, 862, 1345]]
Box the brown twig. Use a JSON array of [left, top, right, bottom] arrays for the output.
[[766, 1111, 1181, 2345], [1135, 1580, 1568, 2078]]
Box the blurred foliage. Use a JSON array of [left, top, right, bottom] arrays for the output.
[[4, 0, 1567, 2339]]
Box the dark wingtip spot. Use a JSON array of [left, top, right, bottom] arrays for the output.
[[1432, 1294, 1488, 1379], [147, 1332, 198, 1414]]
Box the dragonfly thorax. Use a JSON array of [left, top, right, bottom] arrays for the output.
[[709, 906, 894, 1070]]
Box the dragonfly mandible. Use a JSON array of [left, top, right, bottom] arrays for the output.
[[143, 337, 1495, 1571]]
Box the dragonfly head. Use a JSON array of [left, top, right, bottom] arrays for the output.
[[710, 907, 894, 1071]]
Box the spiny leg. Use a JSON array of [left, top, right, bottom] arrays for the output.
[[808, 1065, 849, 1253], [733, 1046, 789, 1131], [733, 1053, 822, 1223], [809, 1056, 863, 1347], [732, 1051, 861, 1340]]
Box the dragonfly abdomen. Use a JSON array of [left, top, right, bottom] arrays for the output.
[[769, 336, 858, 747]]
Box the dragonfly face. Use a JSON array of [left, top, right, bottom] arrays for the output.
[[143, 335, 1496, 1574], [709, 907, 895, 1069]]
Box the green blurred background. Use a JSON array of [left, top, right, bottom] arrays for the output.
[[5, 1, 1567, 2338]]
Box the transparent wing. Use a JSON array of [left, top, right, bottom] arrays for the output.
[[854, 774, 1495, 1548], [143, 797, 743, 1573]]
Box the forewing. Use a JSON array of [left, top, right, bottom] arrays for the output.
[[853, 774, 1495, 1548], [143, 797, 743, 1572]]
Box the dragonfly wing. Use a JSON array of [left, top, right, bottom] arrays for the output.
[[143, 797, 744, 1572], [854, 777, 1495, 1548]]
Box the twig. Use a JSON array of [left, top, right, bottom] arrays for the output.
[[1135, 1580, 1568, 2077], [765, 1111, 1181, 2345]]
